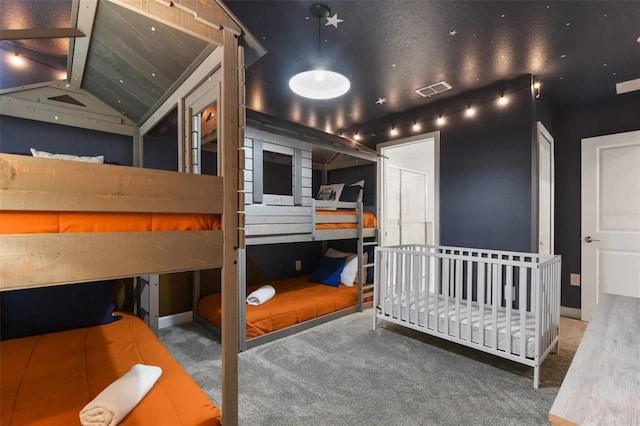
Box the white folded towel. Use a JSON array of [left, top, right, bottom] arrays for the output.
[[79, 364, 162, 426], [246, 284, 276, 305]]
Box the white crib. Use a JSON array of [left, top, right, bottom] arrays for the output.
[[373, 244, 561, 388]]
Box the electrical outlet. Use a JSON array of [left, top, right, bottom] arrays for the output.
[[570, 273, 581, 287], [295, 260, 302, 271]]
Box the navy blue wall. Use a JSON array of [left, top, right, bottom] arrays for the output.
[[248, 242, 323, 281], [358, 75, 535, 252], [438, 82, 533, 252], [0, 115, 133, 164], [553, 92, 640, 308]]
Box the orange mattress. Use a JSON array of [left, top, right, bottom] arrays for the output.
[[0, 313, 221, 426], [315, 210, 377, 230], [0, 212, 221, 234], [199, 275, 358, 338]]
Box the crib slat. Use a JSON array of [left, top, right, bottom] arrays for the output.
[[466, 260, 472, 343], [492, 263, 499, 350], [425, 253, 431, 330], [478, 262, 485, 347], [505, 265, 513, 355], [442, 257, 449, 335], [455, 258, 462, 338], [519, 266, 527, 358]]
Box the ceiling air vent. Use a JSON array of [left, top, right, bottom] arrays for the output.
[[415, 81, 452, 98]]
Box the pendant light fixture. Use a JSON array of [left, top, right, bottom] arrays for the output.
[[289, 3, 350, 100]]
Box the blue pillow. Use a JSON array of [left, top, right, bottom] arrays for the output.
[[339, 185, 362, 202], [309, 256, 346, 287], [0, 280, 120, 340]]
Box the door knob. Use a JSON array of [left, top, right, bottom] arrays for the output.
[[584, 236, 600, 243]]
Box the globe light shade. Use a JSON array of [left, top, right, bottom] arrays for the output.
[[289, 69, 351, 99]]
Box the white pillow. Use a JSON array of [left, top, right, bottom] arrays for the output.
[[30, 148, 104, 164], [325, 248, 367, 286], [316, 183, 345, 202]]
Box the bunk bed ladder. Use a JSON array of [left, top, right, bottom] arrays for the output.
[[358, 207, 379, 311]]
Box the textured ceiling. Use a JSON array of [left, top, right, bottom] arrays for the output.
[[223, 0, 640, 135]]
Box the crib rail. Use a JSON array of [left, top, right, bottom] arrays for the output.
[[373, 244, 561, 388]]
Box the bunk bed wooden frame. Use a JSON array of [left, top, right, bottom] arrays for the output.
[[194, 199, 378, 351], [0, 153, 224, 290], [194, 114, 380, 351], [0, 0, 256, 422]]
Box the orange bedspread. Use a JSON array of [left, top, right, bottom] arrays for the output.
[[0, 313, 221, 426], [0, 212, 221, 234], [315, 210, 377, 230], [199, 275, 358, 338]]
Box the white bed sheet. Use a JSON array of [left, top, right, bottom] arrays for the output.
[[380, 292, 538, 358]]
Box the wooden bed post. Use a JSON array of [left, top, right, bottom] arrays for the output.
[[221, 28, 241, 425]]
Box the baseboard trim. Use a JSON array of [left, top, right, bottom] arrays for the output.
[[560, 306, 581, 320], [159, 311, 193, 329]]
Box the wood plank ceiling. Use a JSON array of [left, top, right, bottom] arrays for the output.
[[83, 1, 209, 123]]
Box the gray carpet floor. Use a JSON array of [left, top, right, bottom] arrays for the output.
[[158, 310, 559, 425]]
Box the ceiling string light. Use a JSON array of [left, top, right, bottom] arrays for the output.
[[289, 3, 350, 100], [340, 81, 539, 142]]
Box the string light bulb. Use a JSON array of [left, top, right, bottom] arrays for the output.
[[9, 53, 25, 68], [412, 122, 422, 132], [497, 95, 509, 106], [353, 132, 361, 141], [533, 81, 542, 102], [436, 116, 446, 126], [465, 106, 476, 117], [390, 127, 399, 136]]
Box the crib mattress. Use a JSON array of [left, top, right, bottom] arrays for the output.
[[380, 293, 537, 358], [0, 211, 221, 234], [199, 275, 358, 338], [315, 210, 377, 229], [0, 313, 221, 426]]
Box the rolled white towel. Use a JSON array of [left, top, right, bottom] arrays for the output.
[[246, 284, 276, 306], [79, 364, 162, 426]]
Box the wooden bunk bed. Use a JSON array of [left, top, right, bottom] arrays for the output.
[[0, 154, 230, 423], [0, 0, 258, 423], [195, 111, 380, 351]]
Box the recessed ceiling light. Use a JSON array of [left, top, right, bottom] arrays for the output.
[[119, 79, 124, 83], [637, 36, 640, 43], [566, 22, 571, 26], [151, 72, 156, 77], [561, 54, 567, 58], [151, 26, 155, 31]]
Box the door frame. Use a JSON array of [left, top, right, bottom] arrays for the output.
[[377, 131, 440, 246], [536, 121, 555, 254]]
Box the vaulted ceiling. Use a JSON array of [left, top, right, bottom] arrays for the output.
[[224, 1, 640, 137]]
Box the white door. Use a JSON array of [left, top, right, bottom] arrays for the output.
[[383, 165, 428, 245], [538, 122, 554, 255], [581, 130, 640, 321], [378, 134, 439, 247]]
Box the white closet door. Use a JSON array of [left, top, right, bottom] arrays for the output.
[[400, 169, 428, 245]]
